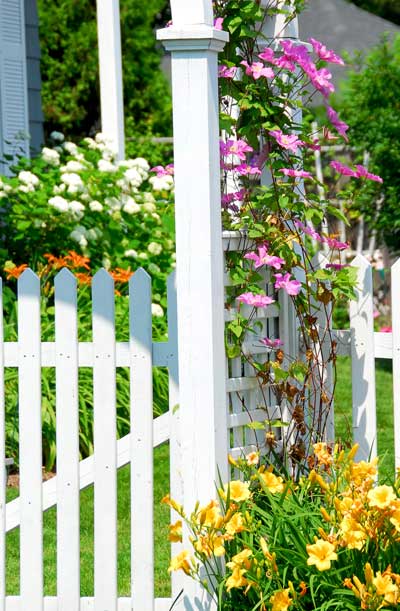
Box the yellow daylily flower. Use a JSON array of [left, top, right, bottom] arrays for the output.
[[225, 512, 246, 535], [168, 550, 192, 574], [373, 572, 399, 605], [246, 451, 259, 466], [226, 548, 252, 570], [306, 539, 337, 571], [168, 520, 182, 542], [270, 588, 293, 611], [259, 471, 284, 493], [222, 480, 251, 503], [225, 567, 248, 592], [367, 485, 396, 509]]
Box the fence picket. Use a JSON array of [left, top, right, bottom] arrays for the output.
[[130, 269, 154, 611], [18, 269, 43, 609], [55, 269, 80, 610], [0, 279, 4, 611], [349, 255, 377, 461], [391, 260, 400, 470], [92, 270, 117, 611]]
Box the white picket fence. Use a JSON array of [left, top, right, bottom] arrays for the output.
[[0, 267, 180, 611]]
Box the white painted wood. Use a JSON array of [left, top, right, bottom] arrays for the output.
[[129, 269, 154, 611], [0, 278, 5, 611], [349, 255, 377, 461], [391, 259, 400, 470], [157, 25, 228, 609], [92, 270, 117, 611], [54, 269, 80, 610], [96, 0, 125, 159], [260, 0, 298, 38], [4, 339, 176, 368], [6, 413, 170, 533], [166, 272, 184, 599], [5, 597, 172, 611], [17, 269, 43, 609], [169, 0, 213, 27]]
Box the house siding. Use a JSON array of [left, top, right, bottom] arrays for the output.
[[25, 0, 43, 152]]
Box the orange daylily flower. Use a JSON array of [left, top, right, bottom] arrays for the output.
[[109, 267, 134, 283], [5, 264, 28, 280], [64, 251, 91, 270]]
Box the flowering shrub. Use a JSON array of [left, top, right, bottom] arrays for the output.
[[166, 444, 400, 610], [210, 1, 386, 468], [0, 131, 175, 307]]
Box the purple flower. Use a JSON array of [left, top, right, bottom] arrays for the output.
[[237, 292, 275, 308], [355, 165, 383, 183], [260, 337, 283, 349], [325, 237, 349, 251], [241, 60, 274, 80], [326, 263, 349, 270], [244, 246, 285, 270], [274, 273, 301, 296], [294, 220, 323, 242], [235, 163, 262, 176], [309, 38, 345, 66], [219, 65, 237, 79], [220, 138, 253, 160], [330, 160, 358, 177], [214, 17, 224, 30], [279, 168, 313, 179], [269, 130, 304, 154], [258, 47, 276, 63], [308, 67, 335, 97], [150, 164, 174, 178], [326, 106, 349, 141]]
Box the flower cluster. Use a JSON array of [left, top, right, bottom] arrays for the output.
[[166, 445, 400, 611]]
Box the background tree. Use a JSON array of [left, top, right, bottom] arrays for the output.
[[37, 0, 172, 139], [347, 0, 400, 25], [339, 35, 400, 251]]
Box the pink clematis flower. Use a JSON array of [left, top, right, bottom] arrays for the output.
[[214, 17, 224, 30], [294, 220, 323, 242], [218, 65, 237, 79], [309, 38, 345, 66], [241, 60, 274, 80], [330, 160, 358, 177], [269, 130, 304, 154], [274, 273, 301, 296], [261, 337, 283, 349], [258, 47, 276, 63], [237, 292, 275, 308], [380, 326, 392, 333], [326, 263, 349, 270], [326, 106, 349, 141], [308, 67, 335, 97], [355, 165, 383, 183], [244, 246, 285, 270], [324, 237, 349, 251], [235, 163, 262, 176], [280, 168, 313, 179], [220, 138, 253, 160]]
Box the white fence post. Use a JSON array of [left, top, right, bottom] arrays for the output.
[[130, 269, 154, 611], [391, 260, 400, 470], [157, 17, 229, 610], [349, 255, 377, 461], [96, 0, 125, 159], [92, 270, 117, 611], [18, 270, 43, 610], [55, 269, 80, 610]]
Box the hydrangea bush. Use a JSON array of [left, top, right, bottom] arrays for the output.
[[1, 131, 175, 307]]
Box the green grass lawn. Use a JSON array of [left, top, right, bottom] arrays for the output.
[[5, 356, 395, 596]]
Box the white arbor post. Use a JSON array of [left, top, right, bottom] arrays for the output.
[[158, 12, 228, 610], [96, 0, 125, 160]]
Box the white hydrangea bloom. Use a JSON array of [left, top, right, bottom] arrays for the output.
[[98, 159, 117, 173], [49, 195, 69, 212], [50, 131, 64, 142], [105, 196, 122, 211], [143, 202, 156, 214], [53, 184, 66, 194], [18, 171, 40, 187], [63, 141, 79, 156], [148, 242, 162, 256], [123, 200, 141, 215], [165, 239, 174, 250], [124, 168, 142, 187], [69, 200, 85, 219], [19, 184, 34, 193], [138, 252, 148, 260], [102, 256, 111, 269], [101, 147, 117, 162], [61, 160, 85, 172], [149, 175, 174, 192], [86, 228, 101, 242], [61, 172, 84, 193], [151, 213, 161, 222], [70, 226, 88, 247], [89, 200, 103, 212], [148, 262, 161, 275], [83, 137, 97, 149], [124, 249, 138, 258], [3, 184, 13, 193], [42, 147, 60, 166], [151, 303, 164, 318]]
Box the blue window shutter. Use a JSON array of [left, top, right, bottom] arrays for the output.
[[0, 0, 29, 168]]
